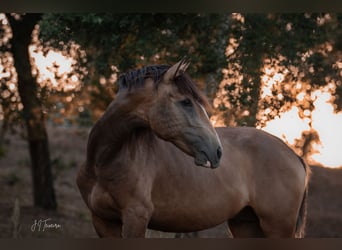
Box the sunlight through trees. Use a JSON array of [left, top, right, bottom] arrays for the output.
[[1, 13, 342, 173]]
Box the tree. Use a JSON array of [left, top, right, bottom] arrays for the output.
[[5, 14, 57, 209], [39, 13, 230, 119], [40, 13, 342, 129], [214, 13, 342, 127]]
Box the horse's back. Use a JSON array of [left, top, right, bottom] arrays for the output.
[[216, 126, 306, 190], [216, 126, 305, 171]]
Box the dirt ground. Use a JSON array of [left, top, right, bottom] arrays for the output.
[[0, 125, 341, 238]]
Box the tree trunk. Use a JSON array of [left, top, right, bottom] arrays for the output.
[[7, 14, 57, 210], [246, 77, 262, 127], [240, 14, 267, 128]]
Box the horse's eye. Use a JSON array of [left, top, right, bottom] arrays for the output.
[[180, 98, 193, 107]]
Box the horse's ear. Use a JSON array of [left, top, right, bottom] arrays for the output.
[[163, 57, 190, 83]]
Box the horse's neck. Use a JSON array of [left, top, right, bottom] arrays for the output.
[[86, 99, 152, 166]]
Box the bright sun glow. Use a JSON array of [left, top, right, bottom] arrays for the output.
[[261, 84, 342, 169], [261, 106, 310, 145], [309, 90, 342, 168], [29, 45, 78, 91]]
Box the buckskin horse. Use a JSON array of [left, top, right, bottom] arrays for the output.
[[76, 58, 309, 238]]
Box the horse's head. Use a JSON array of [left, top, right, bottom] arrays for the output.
[[145, 58, 223, 169]]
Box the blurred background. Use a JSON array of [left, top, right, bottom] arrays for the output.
[[0, 13, 341, 238]]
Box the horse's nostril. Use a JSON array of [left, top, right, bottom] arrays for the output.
[[217, 147, 222, 160]]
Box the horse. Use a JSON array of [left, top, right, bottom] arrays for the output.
[[76, 58, 310, 238]]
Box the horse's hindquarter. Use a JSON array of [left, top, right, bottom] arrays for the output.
[[216, 127, 306, 221]]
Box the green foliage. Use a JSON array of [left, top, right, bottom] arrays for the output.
[[40, 14, 229, 74], [222, 13, 342, 126], [3, 13, 341, 129], [39, 14, 230, 121], [39, 13, 230, 82]]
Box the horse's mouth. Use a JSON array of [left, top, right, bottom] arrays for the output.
[[194, 151, 215, 169], [202, 160, 212, 168]]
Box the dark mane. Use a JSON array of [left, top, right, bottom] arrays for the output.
[[118, 65, 170, 91], [118, 64, 211, 110]]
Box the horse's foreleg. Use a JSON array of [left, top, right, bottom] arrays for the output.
[[91, 213, 123, 237], [121, 205, 153, 238], [227, 220, 265, 238], [259, 217, 296, 238], [227, 206, 265, 238]]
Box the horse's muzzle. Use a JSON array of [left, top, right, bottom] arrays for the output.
[[195, 146, 222, 169]]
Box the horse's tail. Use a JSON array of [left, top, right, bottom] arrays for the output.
[[295, 156, 311, 238]]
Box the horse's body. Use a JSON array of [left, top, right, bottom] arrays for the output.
[[77, 59, 309, 238]]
